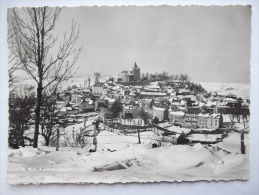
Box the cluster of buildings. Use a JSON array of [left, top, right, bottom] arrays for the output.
[[55, 63, 249, 132]]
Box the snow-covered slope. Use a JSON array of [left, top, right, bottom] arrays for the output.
[[199, 82, 250, 99], [7, 130, 249, 184]]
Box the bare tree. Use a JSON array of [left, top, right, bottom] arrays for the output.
[[94, 72, 101, 84], [84, 79, 87, 88], [39, 97, 60, 146], [88, 75, 91, 88], [141, 73, 145, 79], [174, 74, 179, 82], [8, 7, 83, 148], [162, 71, 168, 80], [146, 72, 149, 80], [169, 74, 174, 82]]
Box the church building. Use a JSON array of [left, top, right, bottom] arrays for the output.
[[117, 62, 141, 82]]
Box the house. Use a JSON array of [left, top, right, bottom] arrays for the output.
[[144, 82, 161, 91], [182, 109, 200, 128], [197, 113, 223, 129], [104, 82, 115, 88], [105, 98, 116, 109], [227, 102, 242, 113], [176, 88, 192, 96], [92, 82, 104, 95], [120, 118, 145, 126], [80, 102, 95, 113], [147, 107, 169, 122], [162, 134, 178, 145], [121, 88, 131, 96], [120, 98, 132, 106], [122, 105, 138, 118], [95, 99, 108, 110], [139, 99, 152, 108], [223, 98, 237, 104], [169, 111, 185, 125]]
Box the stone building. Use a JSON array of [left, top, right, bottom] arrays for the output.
[[92, 82, 104, 95], [117, 62, 141, 82], [197, 113, 223, 129]]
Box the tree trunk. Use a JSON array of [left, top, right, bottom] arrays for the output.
[[45, 137, 50, 146], [20, 125, 25, 147], [56, 128, 59, 151], [21, 137, 25, 147], [137, 127, 141, 144], [33, 81, 42, 148]]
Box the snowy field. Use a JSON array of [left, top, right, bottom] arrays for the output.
[[7, 127, 249, 184], [16, 75, 111, 91], [199, 82, 250, 99]]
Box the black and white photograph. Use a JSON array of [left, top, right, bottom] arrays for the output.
[[4, 4, 255, 185]]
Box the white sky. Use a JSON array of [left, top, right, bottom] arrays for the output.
[[9, 5, 251, 83]]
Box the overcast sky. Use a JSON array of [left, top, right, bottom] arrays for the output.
[[10, 5, 251, 83]]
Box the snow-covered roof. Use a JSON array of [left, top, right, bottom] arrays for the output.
[[198, 113, 210, 117], [198, 113, 221, 118], [140, 92, 167, 96], [169, 111, 185, 116], [153, 106, 166, 111]]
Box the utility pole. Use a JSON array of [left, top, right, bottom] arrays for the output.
[[241, 115, 246, 154], [137, 120, 141, 144], [72, 127, 75, 140], [137, 127, 141, 144], [241, 129, 245, 154]]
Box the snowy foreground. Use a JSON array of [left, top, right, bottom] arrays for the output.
[[7, 130, 249, 184]]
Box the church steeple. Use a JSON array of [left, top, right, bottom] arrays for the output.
[[132, 62, 140, 81], [134, 62, 137, 68]]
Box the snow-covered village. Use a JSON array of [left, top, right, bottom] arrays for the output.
[[7, 64, 250, 183], [6, 6, 251, 184]]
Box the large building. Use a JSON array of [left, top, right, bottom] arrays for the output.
[[117, 62, 141, 82], [92, 82, 105, 95], [197, 113, 223, 129]]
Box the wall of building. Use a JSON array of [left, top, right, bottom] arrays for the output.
[[182, 113, 198, 128], [92, 86, 104, 95], [132, 68, 140, 81], [169, 114, 184, 124]]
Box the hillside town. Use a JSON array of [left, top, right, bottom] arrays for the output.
[[6, 6, 252, 185], [9, 62, 250, 149]]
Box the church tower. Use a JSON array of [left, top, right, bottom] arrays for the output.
[[131, 62, 140, 81]]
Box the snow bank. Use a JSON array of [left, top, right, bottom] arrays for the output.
[[8, 131, 249, 184], [8, 147, 47, 158], [188, 134, 222, 143], [166, 126, 190, 134]]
